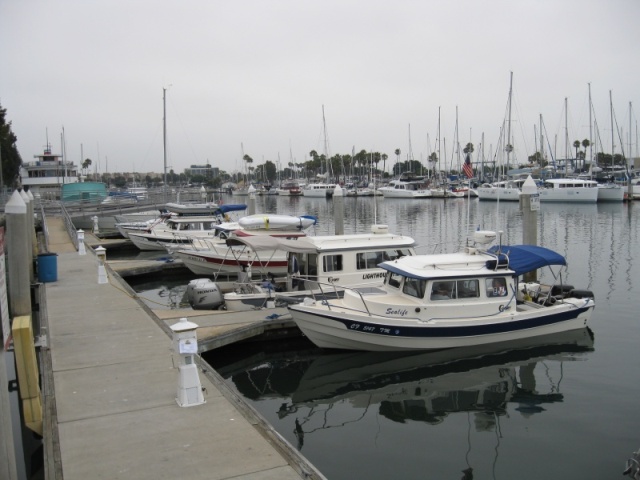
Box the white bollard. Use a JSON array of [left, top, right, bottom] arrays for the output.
[[92, 215, 99, 234], [170, 318, 205, 407], [95, 246, 108, 284], [77, 229, 86, 255]]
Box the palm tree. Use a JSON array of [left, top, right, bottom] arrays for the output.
[[581, 138, 590, 171], [381, 153, 388, 178], [394, 148, 401, 176], [81, 158, 92, 175], [573, 140, 580, 159], [243, 154, 253, 183]]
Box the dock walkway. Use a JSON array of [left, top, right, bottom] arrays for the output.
[[41, 217, 322, 479]]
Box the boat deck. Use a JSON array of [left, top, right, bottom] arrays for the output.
[[38, 217, 323, 479]]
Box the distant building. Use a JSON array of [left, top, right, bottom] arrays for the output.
[[186, 164, 214, 179]]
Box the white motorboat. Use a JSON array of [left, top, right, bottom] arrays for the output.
[[172, 214, 318, 274], [476, 178, 525, 201], [125, 204, 248, 250], [539, 178, 599, 203], [379, 179, 431, 199], [127, 215, 232, 251], [302, 183, 337, 198], [214, 225, 416, 311], [115, 213, 172, 239], [287, 231, 595, 351]]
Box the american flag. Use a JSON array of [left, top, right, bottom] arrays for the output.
[[462, 153, 473, 178]]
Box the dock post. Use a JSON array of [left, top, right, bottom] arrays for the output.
[[92, 215, 99, 234], [520, 176, 540, 283], [333, 184, 344, 235], [95, 246, 108, 284], [26, 190, 38, 278], [77, 229, 86, 255], [248, 184, 256, 215], [6, 191, 31, 318], [20, 189, 35, 283], [170, 318, 205, 407]]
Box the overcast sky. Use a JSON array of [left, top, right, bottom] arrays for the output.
[[1, 0, 639, 176]]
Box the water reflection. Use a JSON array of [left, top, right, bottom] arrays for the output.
[[214, 328, 594, 457]]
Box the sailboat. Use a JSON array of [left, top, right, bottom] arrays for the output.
[[477, 72, 523, 202], [303, 106, 337, 198]]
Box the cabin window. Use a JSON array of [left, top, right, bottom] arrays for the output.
[[384, 249, 412, 260], [431, 281, 456, 300], [356, 252, 383, 270], [323, 254, 343, 273], [457, 279, 480, 298], [486, 278, 508, 297], [387, 272, 403, 289], [307, 254, 318, 278], [403, 277, 426, 299]]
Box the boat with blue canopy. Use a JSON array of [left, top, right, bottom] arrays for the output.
[[288, 231, 595, 351]]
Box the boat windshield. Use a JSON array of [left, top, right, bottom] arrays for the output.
[[402, 277, 426, 298]]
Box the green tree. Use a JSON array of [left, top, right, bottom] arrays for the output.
[[82, 158, 92, 174], [0, 103, 23, 188], [394, 148, 401, 175], [263, 160, 277, 183]]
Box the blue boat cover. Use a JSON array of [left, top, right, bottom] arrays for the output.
[[216, 204, 247, 214], [488, 245, 566, 276]]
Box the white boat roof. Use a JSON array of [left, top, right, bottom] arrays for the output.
[[382, 250, 514, 279], [544, 178, 597, 185], [226, 231, 416, 253]]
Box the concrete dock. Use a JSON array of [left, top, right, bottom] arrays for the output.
[[41, 217, 324, 479]]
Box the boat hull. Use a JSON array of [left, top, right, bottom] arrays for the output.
[[289, 299, 594, 351], [596, 184, 625, 202], [174, 249, 289, 275], [476, 187, 521, 201]]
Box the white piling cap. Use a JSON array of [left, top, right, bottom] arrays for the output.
[[521, 175, 538, 195], [5, 190, 27, 214], [170, 317, 199, 332]]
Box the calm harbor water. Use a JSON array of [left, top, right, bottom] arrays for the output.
[[136, 194, 640, 479]]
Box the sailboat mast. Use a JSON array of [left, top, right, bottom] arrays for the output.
[[163, 86, 168, 203], [437, 106, 441, 176], [505, 72, 513, 175], [564, 97, 569, 170], [588, 83, 593, 174], [610, 90, 615, 166], [322, 105, 330, 181]]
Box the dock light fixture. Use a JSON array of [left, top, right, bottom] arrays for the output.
[[95, 246, 108, 284], [170, 318, 206, 407], [77, 230, 86, 255]]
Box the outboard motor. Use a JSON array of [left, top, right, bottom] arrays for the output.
[[186, 278, 224, 310]]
